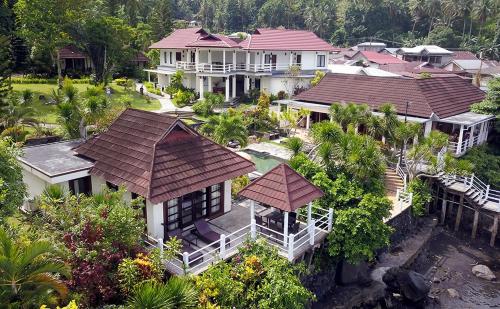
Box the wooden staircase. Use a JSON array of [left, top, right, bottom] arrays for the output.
[[385, 168, 405, 196]]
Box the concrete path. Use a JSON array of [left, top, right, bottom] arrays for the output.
[[135, 83, 193, 113]]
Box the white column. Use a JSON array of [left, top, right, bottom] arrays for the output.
[[208, 50, 212, 63], [195, 49, 199, 65], [306, 113, 311, 129], [207, 76, 212, 93], [307, 202, 312, 226], [469, 124, 475, 147], [289, 51, 293, 66], [232, 75, 236, 98], [457, 124, 464, 155], [219, 234, 226, 259], [246, 52, 250, 71], [223, 50, 226, 73], [478, 122, 485, 144], [283, 212, 289, 247], [424, 121, 432, 137], [199, 77, 204, 99], [261, 51, 265, 69], [225, 78, 230, 101], [250, 200, 255, 223], [232, 51, 236, 69], [244, 76, 249, 93]]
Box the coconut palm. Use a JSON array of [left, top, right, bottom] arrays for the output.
[[0, 228, 70, 307], [0, 94, 38, 129], [127, 277, 197, 309], [199, 112, 249, 147], [378, 103, 400, 144]]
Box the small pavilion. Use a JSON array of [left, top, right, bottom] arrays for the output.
[[238, 163, 324, 248]]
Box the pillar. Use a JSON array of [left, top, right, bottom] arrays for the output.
[[147, 71, 151, 83], [457, 124, 464, 155], [244, 76, 249, 93], [199, 77, 204, 99], [195, 49, 199, 65], [441, 190, 447, 224], [208, 50, 212, 64], [223, 50, 226, 73], [469, 124, 475, 147], [478, 122, 486, 144], [490, 215, 498, 247], [454, 194, 464, 232], [250, 200, 255, 223], [232, 51, 236, 70], [306, 114, 311, 130], [472, 210, 479, 239], [307, 202, 312, 226], [284, 212, 289, 247], [225, 77, 230, 102], [289, 51, 293, 66], [208, 76, 212, 93], [246, 52, 250, 71], [424, 121, 432, 137], [232, 75, 236, 98]]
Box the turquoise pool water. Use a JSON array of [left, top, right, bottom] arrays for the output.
[[242, 149, 284, 174]]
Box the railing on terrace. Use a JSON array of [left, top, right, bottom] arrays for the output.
[[395, 189, 413, 213], [448, 135, 480, 156], [246, 63, 302, 73], [147, 207, 333, 275], [196, 63, 235, 73], [175, 61, 196, 70], [441, 173, 500, 207]]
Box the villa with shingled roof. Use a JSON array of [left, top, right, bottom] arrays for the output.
[[145, 27, 339, 100]]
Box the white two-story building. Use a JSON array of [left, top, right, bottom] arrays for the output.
[[147, 28, 339, 100]]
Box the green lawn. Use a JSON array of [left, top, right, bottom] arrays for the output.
[[12, 82, 161, 124]]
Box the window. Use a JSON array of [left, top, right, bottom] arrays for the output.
[[164, 52, 167, 64], [264, 54, 271, 64], [169, 52, 173, 64], [106, 181, 118, 192], [429, 56, 442, 64], [176, 52, 182, 61], [68, 176, 92, 195], [165, 198, 179, 231], [296, 54, 302, 64], [317, 55, 326, 67], [209, 184, 221, 214]]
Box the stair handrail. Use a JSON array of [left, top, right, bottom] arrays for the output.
[[442, 173, 500, 205]]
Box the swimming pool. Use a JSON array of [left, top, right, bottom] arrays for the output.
[[242, 149, 285, 174]]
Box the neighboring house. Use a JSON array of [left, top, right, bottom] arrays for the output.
[[378, 61, 462, 78], [147, 27, 339, 99], [396, 45, 454, 66], [444, 57, 500, 87], [355, 42, 386, 52], [276, 74, 494, 156], [58, 45, 149, 76], [350, 50, 407, 68], [380, 47, 399, 56], [18, 108, 255, 240], [328, 64, 401, 77]]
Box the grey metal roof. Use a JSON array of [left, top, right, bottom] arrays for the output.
[[440, 112, 495, 126], [19, 140, 94, 177]]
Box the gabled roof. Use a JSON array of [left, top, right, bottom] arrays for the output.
[[293, 73, 485, 119], [186, 34, 240, 48], [379, 61, 453, 75], [240, 28, 339, 52], [451, 59, 485, 71], [398, 45, 454, 55], [149, 27, 208, 49], [75, 109, 255, 203], [238, 163, 323, 212], [58, 45, 87, 59], [132, 52, 149, 62], [452, 51, 478, 60], [356, 51, 407, 64]]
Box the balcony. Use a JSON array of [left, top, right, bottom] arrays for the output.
[[175, 61, 196, 71], [449, 135, 480, 156], [196, 63, 236, 74]]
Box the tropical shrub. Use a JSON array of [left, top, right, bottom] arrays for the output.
[[127, 277, 197, 309], [462, 145, 500, 189], [11, 77, 91, 84], [173, 89, 195, 107], [0, 138, 26, 217], [231, 175, 250, 198], [200, 111, 249, 147], [192, 92, 224, 116], [310, 70, 326, 87], [285, 137, 304, 155], [117, 250, 165, 296], [196, 240, 314, 309], [408, 178, 432, 216]]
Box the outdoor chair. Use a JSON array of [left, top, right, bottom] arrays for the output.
[[167, 229, 203, 266], [193, 219, 230, 248]]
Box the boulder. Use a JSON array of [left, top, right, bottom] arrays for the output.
[[447, 288, 460, 298], [338, 260, 372, 286], [383, 267, 430, 303], [472, 265, 496, 281]]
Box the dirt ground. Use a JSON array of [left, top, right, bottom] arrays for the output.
[[412, 229, 500, 308]]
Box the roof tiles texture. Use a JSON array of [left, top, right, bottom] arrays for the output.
[[238, 163, 323, 212], [293, 74, 485, 118], [149, 27, 208, 49], [186, 34, 241, 48], [75, 109, 255, 203], [359, 51, 407, 64], [58, 46, 87, 59]]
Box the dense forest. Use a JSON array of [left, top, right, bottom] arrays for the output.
[[0, 0, 499, 82]]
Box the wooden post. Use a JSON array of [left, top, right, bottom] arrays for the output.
[[454, 194, 464, 232], [287, 233, 295, 261], [283, 212, 289, 247], [490, 215, 498, 247], [441, 190, 448, 225], [472, 210, 480, 239]]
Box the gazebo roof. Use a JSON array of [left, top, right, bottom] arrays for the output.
[[238, 163, 324, 212]]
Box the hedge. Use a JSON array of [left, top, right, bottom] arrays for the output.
[[11, 77, 91, 84]]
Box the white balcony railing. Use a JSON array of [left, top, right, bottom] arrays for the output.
[[449, 135, 481, 156], [246, 63, 303, 73], [175, 61, 196, 71], [196, 63, 235, 73]]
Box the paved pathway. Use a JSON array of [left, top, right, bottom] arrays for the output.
[[135, 83, 193, 113]]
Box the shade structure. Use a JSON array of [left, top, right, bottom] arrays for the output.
[[238, 163, 324, 212]]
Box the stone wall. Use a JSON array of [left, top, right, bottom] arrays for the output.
[[386, 205, 418, 247]]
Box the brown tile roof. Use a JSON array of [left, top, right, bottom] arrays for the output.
[[293, 73, 485, 119], [452, 51, 478, 60], [238, 163, 323, 212], [186, 34, 240, 48], [357, 51, 407, 64], [58, 45, 87, 59], [75, 109, 255, 203], [149, 27, 208, 49], [379, 61, 452, 74]]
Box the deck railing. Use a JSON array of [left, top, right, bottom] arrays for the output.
[[441, 173, 500, 206], [196, 63, 235, 73], [175, 61, 196, 70], [449, 135, 481, 156], [148, 208, 333, 275]]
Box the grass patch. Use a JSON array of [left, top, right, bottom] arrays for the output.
[[12, 82, 161, 124]]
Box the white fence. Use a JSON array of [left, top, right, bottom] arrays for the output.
[[441, 173, 500, 206], [148, 206, 333, 275]]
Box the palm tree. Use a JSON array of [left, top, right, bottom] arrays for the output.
[[0, 94, 38, 129], [127, 277, 197, 309], [0, 228, 70, 307], [285, 137, 304, 156], [200, 112, 249, 147], [378, 103, 400, 144], [472, 0, 492, 37]]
